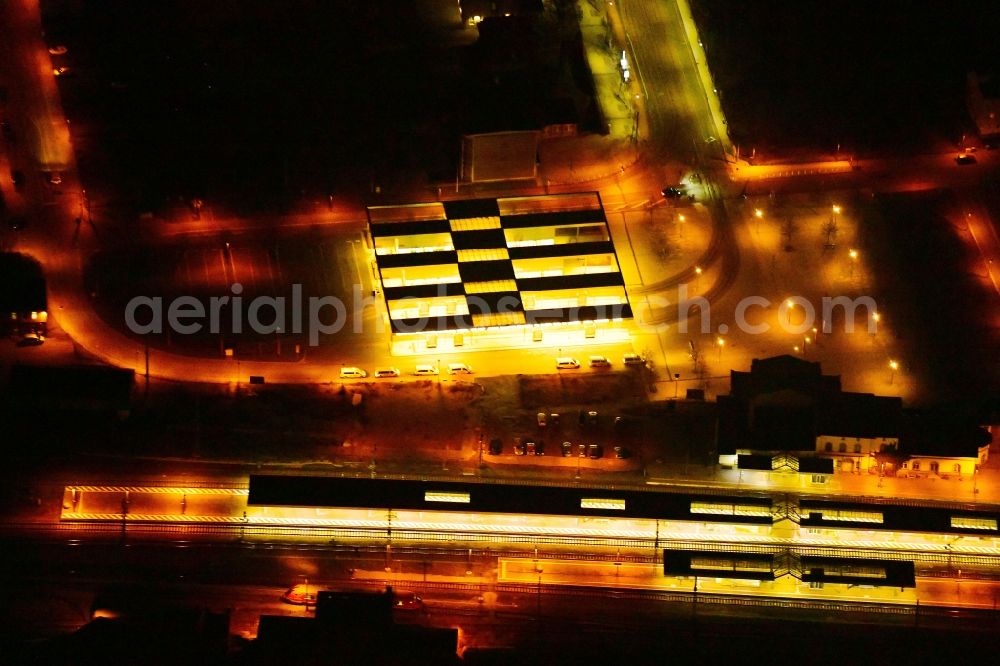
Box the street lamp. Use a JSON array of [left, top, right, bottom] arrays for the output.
[[849, 248, 858, 277], [677, 213, 686, 239], [871, 312, 880, 336], [889, 360, 899, 385], [694, 265, 702, 290], [754, 208, 763, 233], [716, 336, 724, 361]]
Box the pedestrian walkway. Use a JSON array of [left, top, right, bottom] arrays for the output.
[[536, 1, 642, 186]]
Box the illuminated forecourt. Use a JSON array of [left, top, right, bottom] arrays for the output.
[[367, 193, 633, 354]]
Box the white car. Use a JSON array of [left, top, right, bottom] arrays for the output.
[[556, 357, 580, 369], [623, 353, 646, 366], [447, 363, 473, 374], [339, 367, 367, 379], [589, 355, 611, 368], [414, 365, 439, 376], [374, 367, 400, 378]]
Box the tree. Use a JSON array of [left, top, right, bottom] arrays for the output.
[[780, 216, 797, 251], [822, 219, 839, 247]]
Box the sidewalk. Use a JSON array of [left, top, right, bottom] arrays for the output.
[[535, 1, 643, 186]]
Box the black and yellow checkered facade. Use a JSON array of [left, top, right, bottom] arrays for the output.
[[368, 194, 633, 333]]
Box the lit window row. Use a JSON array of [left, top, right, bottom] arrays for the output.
[[807, 509, 883, 523], [424, 491, 471, 504], [580, 498, 626, 510], [449, 216, 501, 232], [471, 311, 526, 327], [456, 248, 509, 262], [690, 558, 772, 572], [380, 276, 462, 288], [951, 516, 998, 530], [691, 502, 773, 517], [464, 280, 518, 294]]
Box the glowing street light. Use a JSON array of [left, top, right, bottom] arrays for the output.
[[754, 208, 763, 233], [832, 205, 842, 215], [889, 359, 899, 385], [871, 312, 880, 335], [849, 248, 858, 277], [716, 336, 725, 361], [694, 265, 702, 290]]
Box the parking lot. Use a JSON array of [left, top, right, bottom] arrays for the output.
[[84, 225, 378, 360]]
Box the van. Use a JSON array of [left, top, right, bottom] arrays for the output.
[[374, 367, 400, 378], [623, 353, 646, 366], [339, 367, 367, 379], [447, 363, 473, 374], [556, 357, 580, 369], [589, 355, 611, 368], [414, 364, 439, 376]]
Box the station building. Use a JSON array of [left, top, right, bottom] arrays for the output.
[[367, 193, 633, 354]]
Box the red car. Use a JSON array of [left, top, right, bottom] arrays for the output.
[[281, 584, 318, 605]]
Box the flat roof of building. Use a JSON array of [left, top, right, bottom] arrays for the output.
[[248, 475, 774, 525], [367, 193, 632, 334]]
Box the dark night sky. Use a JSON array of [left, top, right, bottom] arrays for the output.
[[693, 0, 1000, 152]]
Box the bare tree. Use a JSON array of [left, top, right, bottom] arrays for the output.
[[780, 216, 797, 251], [822, 219, 838, 247]]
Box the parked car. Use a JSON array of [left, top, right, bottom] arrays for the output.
[[339, 366, 367, 379], [955, 153, 977, 165], [17, 332, 44, 347], [589, 355, 611, 368], [281, 584, 317, 606], [614, 446, 632, 459], [536, 412, 547, 427], [534, 440, 544, 456], [549, 413, 559, 425], [47, 45, 68, 55], [489, 438, 502, 455], [577, 443, 588, 457], [588, 444, 604, 459], [662, 186, 685, 199], [561, 441, 573, 457], [414, 364, 439, 376], [513, 437, 526, 456], [556, 357, 580, 369], [52, 66, 72, 77], [614, 416, 639, 434], [390, 589, 424, 612], [374, 367, 400, 378], [46, 172, 63, 185], [623, 353, 646, 366], [587, 410, 599, 426], [447, 362, 473, 374], [526, 440, 536, 456]]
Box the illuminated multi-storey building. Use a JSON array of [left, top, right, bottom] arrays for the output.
[[367, 193, 633, 354]]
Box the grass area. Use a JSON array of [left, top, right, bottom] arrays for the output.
[[519, 372, 645, 407], [860, 191, 999, 403]]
